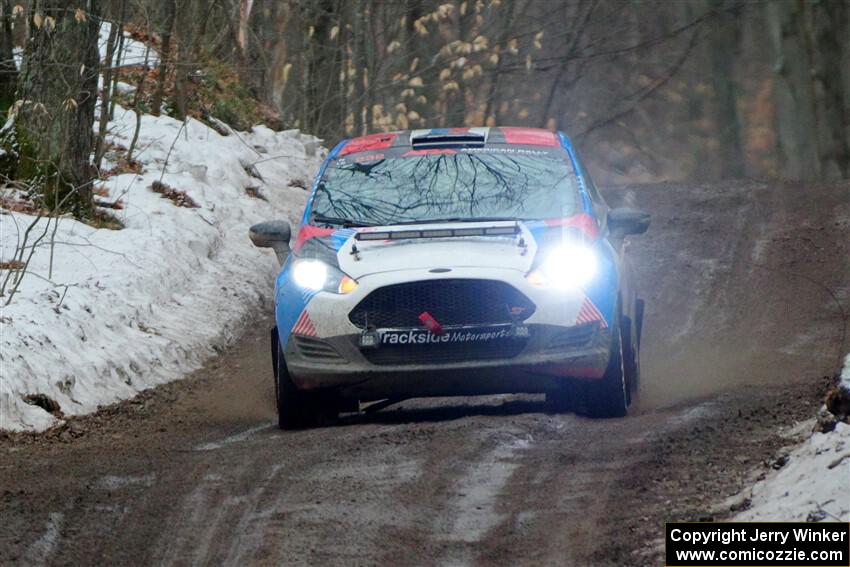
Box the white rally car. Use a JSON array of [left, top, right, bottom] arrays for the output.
[[250, 127, 650, 428]]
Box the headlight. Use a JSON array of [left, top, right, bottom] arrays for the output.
[[527, 242, 598, 290], [292, 259, 358, 294]]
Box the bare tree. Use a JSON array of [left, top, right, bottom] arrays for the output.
[[0, 0, 16, 112], [94, 4, 121, 168], [15, 0, 101, 216], [766, 0, 849, 180], [151, 0, 175, 116]]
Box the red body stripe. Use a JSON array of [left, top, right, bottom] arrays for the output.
[[543, 213, 599, 240], [448, 127, 470, 134], [294, 225, 335, 252], [500, 127, 559, 147], [338, 133, 398, 156]]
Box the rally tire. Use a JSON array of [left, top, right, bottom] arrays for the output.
[[584, 322, 628, 418], [272, 329, 337, 430], [546, 381, 580, 414]]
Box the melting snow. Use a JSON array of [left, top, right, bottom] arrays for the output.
[[735, 353, 850, 522], [0, 110, 323, 431]]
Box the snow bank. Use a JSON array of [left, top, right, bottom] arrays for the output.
[[735, 354, 850, 522], [0, 110, 323, 431]]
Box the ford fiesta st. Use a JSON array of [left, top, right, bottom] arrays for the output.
[[250, 127, 650, 428]]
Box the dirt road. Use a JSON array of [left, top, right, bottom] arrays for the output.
[[1, 180, 848, 566]]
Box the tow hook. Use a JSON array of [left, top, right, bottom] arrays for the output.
[[517, 235, 528, 255]]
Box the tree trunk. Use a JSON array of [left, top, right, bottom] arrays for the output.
[[766, 0, 849, 179], [484, 0, 520, 126], [444, 6, 468, 127], [108, 8, 125, 120], [304, 0, 342, 139], [0, 0, 16, 113], [709, 0, 744, 178], [842, 2, 850, 161], [151, 0, 175, 117], [16, 0, 101, 217], [94, 14, 119, 168], [352, 0, 366, 135], [807, 0, 849, 178], [173, 0, 195, 120]]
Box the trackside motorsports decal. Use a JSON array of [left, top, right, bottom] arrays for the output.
[[380, 327, 516, 345]]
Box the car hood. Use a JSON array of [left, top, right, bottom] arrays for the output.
[[335, 221, 539, 279]]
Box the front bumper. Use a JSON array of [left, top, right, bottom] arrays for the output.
[[283, 322, 612, 400]]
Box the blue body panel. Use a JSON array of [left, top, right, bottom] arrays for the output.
[[558, 131, 619, 328], [277, 140, 348, 341]]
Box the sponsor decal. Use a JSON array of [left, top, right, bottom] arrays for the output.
[[401, 148, 458, 157], [459, 147, 550, 156], [380, 327, 514, 345], [356, 153, 384, 162]]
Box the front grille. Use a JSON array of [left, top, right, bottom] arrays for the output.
[[360, 337, 527, 365], [293, 335, 344, 362], [349, 279, 535, 329]]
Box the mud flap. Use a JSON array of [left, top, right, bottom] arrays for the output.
[[635, 298, 645, 346], [271, 326, 280, 401]]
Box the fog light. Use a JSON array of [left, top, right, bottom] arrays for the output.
[[513, 325, 530, 338], [359, 331, 380, 349]]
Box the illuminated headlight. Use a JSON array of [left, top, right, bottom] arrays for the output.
[[527, 243, 598, 290], [292, 259, 358, 294]]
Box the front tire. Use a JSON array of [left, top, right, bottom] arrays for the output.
[[271, 328, 337, 430], [584, 322, 628, 418]]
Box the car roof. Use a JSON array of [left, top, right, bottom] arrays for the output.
[[336, 127, 563, 157]]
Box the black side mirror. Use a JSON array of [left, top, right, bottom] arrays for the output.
[[249, 220, 291, 265], [607, 208, 650, 238]]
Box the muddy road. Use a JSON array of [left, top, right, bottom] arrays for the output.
[[1, 180, 848, 566]]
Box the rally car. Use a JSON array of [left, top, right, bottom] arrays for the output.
[[250, 127, 650, 429]]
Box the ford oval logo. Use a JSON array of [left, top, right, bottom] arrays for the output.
[[429, 268, 452, 273]]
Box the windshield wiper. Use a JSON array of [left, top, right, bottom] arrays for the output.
[[385, 216, 523, 226], [311, 214, 377, 228]]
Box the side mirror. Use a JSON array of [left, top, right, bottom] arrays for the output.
[[607, 208, 650, 238], [249, 220, 291, 265]]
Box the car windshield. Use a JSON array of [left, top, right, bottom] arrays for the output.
[[310, 152, 580, 226]]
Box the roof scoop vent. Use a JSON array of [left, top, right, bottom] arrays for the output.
[[410, 129, 486, 149]]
